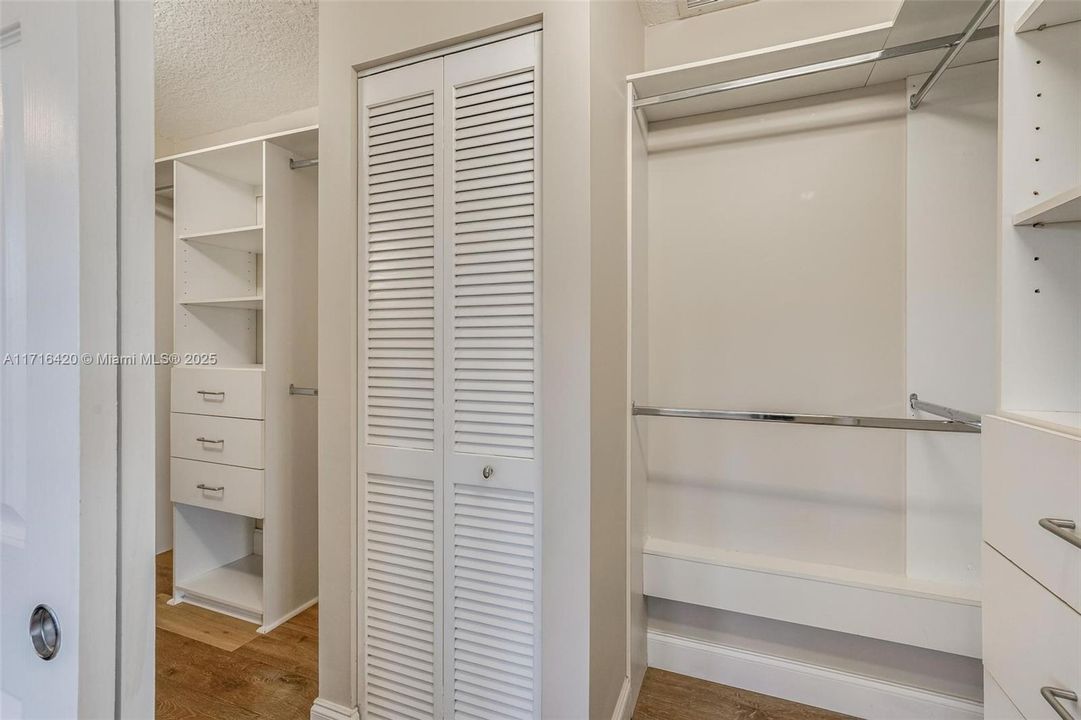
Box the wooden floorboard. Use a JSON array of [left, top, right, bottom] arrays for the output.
[[634, 668, 856, 720], [156, 551, 318, 720]]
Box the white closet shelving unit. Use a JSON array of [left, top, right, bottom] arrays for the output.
[[627, 0, 1001, 679], [163, 126, 318, 632], [982, 3, 1080, 716]]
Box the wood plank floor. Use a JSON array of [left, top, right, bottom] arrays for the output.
[[157, 552, 847, 719], [156, 551, 318, 720], [634, 668, 856, 720]]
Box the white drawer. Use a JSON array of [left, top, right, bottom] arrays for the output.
[[984, 416, 1081, 613], [171, 413, 264, 469], [171, 366, 264, 419], [986, 670, 1026, 720], [170, 458, 264, 518], [983, 544, 1081, 720]]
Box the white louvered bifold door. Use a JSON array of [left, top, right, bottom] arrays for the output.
[[359, 58, 445, 720], [442, 32, 542, 720]]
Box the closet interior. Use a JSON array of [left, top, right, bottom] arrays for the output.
[[156, 126, 319, 631], [627, 0, 1075, 710]]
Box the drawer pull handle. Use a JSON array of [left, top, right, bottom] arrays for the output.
[[196, 437, 225, 445], [196, 484, 224, 492], [197, 390, 226, 400], [1041, 687, 1078, 720], [1039, 518, 1081, 550]]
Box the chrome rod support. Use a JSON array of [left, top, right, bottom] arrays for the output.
[[1039, 518, 1081, 550], [289, 384, 318, 396], [1041, 687, 1079, 720], [289, 157, 319, 170], [910, 0, 999, 110], [632, 402, 981, 433], [633, 26, 998, 110], [909, 393, 982, 429]]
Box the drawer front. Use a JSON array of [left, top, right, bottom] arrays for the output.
[[985, 670, 1026, 720], [983, 544, 1081, 720], [171, 413, 264, 469], [984, 416, 1081, 613], [171, 367, 264, 419], [170, 458, 264, 518]]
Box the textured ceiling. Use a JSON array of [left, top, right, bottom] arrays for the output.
[[155, 0, 318, 143]]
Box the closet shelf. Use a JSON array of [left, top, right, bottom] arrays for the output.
[[628, 2, 999, 122], [1015, 0, 1081, 33], [180, 295, 264, 310], [1001, 410, 1081, 437], [643, 537, 981, 658], [180, 225, 264, 254], [174, 554, 263, 620], [1012, 184, 1081, 226]]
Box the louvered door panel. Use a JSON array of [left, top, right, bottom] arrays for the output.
[[443, 32, 542, 720], [360, 57, 445, 720]]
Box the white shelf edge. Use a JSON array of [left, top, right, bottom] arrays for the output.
[[173, 363, 265, 372], [155, 124, 319, 164], [179, 224, 263, 241], [179, 295, 264, 310], [997, 409, 1081, 437], [1012, 184, 1081, 226], [1014, 0, 1081, 33], [644, 537, 980, 605]]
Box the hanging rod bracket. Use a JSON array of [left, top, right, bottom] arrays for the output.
[[632, 401, 980, 433], [909, 393, 981, 429], [289, 384, 318, 396], [909, 0, 999, 110]]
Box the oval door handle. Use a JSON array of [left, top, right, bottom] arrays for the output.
[[482, 465, 494, 479], [29, 605, 61, 661], [1042, 687, 1079, 720], [1039, 518, 1081, 550]]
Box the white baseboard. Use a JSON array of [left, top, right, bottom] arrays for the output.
[[309, 698, 359, 720], [648, 630, 983, 720], [611, 676, 632, 720]]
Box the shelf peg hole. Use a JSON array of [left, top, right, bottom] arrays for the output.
[[1035, 289, 1041, 294]]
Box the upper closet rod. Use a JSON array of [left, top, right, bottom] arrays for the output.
[[909, 0, 998, 110], [633, 25, 999, 111], [289, 157, 318, 170], [632, 401, 981, 433]]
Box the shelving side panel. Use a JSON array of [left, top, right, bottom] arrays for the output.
[[260, 140, 319, 627], [1000, 4, 1081, 417]]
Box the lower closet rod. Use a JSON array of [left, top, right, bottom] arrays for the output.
[[631, 402, 981, 433]]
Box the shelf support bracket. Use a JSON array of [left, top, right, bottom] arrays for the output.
[[909, 0, 999, 110]]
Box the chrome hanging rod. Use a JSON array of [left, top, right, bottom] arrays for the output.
[[631, 401, 981, 433], [910, 0, 999, 110], [290, 157, 318, 170], [909, 393, 982, 429], [155, 184, 173, 193], [632, 25, 999, 110]]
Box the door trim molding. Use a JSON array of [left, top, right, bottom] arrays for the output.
[[309, 698, 360, 720]]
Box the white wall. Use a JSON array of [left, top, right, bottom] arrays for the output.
[[646, 83, 908, 572]]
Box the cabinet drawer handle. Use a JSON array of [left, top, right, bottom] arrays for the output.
[[197, 390, 226, 399], [196, 437, 224, 445], [1039, 518, 1081, 550], [196, 484, 224, 492], [1042, 687, 1078, 720]]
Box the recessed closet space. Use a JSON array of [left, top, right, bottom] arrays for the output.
[[628, 1, 1000, 713]]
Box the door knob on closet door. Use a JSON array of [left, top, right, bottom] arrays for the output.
[[482, 465, 494, 479]]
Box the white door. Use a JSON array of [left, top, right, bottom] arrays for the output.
[[0, 3, 120, 718], [441, 32, 541, 720], [359, 57, 447, 719], [358, 31, 541, 719]]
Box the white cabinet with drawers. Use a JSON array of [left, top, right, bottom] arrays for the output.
[[165, 127, 318, 630]]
